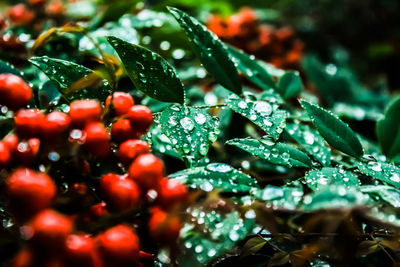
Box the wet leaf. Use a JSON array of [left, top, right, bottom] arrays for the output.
[[361, 185, 400, 208], [305, 167, 360, 191], [376, 96, 400, 159], [227, 95, 287, 140], [169, 163, 258, 193], [107, 36, 185, 104], [145, 123, 181, 160], [301, 185, 369, 211], [356, 161, 400, 189], [178, 210, 254, 266], [29, 56, 110, 101], [168, 7, 242, 95], [226, 137, 311, 168], [226, 45, 275, 91], [251, 185, 304, 210], [286, 123, 331, 166], [159, 104, 219, 164], [241, 236, 267, 257], [300, 100, 363, 158]]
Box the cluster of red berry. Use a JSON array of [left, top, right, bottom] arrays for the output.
[[0, 73, 188, 266], [207, 7, 304, 69]]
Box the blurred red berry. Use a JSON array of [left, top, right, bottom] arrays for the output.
[[0, 74, 32, 111], [15, 109, 45, 138], [84, 122, 110, 157], [126, 105, 153, 136], [10, 247, 33, 267], [7, 4, 35, 25], [118, 139, 149, 166], [90, 202, 109, 218], [3, 134, 18, 151], [111, 119, 138, 143], [100, 173, 141, 212], [96, 225, 139, 265], [42, 111, 71, 139], [14, 138, 40, 165], [128, 153, 164, 190], [6, 168, 56, 220], [157, 178, 188, 209], [148, 207, 181, 244], [106, 92, 134, 116], [28, 209, 73, 252], [47, 0, 65, 16], [65, 234, 102, 267], [69, 100, 101, 128], [0, 141, 11, 168]]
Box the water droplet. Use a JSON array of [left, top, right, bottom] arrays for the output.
[[194, 245, 203, 253], [194, 113, 206, 124], [180, 117, 195, 131], [254, 101, 272, 116], [206, 163, 232, 173]]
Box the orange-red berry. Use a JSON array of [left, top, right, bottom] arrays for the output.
[[157, 178, 188, 209], [42, 111, 71, 139], [128, 153, 164, 190], [118, 139, 149, 166], [0, 141, 11, 168], [148, 207, 181, 244], [7, 4, 35, 25], [84, 122, 110, 157], [69, 100, 101, 128], [27, 209, 73, 252], [15, 109, 45, 138], [65, 234, 102, 267], [0, 74, 32, 110], [6, 168, 56, 220], [100, 173, 141, 212], [106, 92, 134, 116], [126, 105, 153, 136], [111, 119, 138, 143], [96, 225, 139, 265]]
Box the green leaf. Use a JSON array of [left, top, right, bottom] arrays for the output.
[[240, 236, 267, 257], [159, 104, 219, 164], [251, 185, 303, 210], [107, 36, 185, 104], [29, 56, 110, 101], [226, 138, 312, 168], [286, 123, 331, 166], [301, 185, 369, 211], [168, 7, 242, 95], [277, 71, 303, 99], [178, 210, 254, 265], [361, 185, 400, 208], [305, 167, 360, 191], [226, 45, 275, 91], [300, 100, 363, 158], [376, 96, 400, 159], [169, 163, 258, 193], [226, 95, 287, 140], [145, 123, 181, 160], [356, 161, 400, 189]]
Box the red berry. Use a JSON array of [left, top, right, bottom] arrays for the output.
[[6, 168, 56, 220], [100, 173, 141, 212], [0, 141, 11, 167], [84, 122, 110, 157], [0, 74, 32, 110], [128, 153, 164, 190], [96, 225, 139, 265], [126, 105, 153, 135], [90, 202, 109, 218], [42, 111, 71, 139], [3, 134, 18, 151], [15, 109, 45, 138], [148, 207, 181, 244], [14, 138, 40, 165], [106, 92, 134, 116], [157, 178, 188, 208], [111, 119, 138, 143], [69, 100, 101, 128], [118, 139, 149, 166], [28, 209, 73, 252], [7, 4, 35, 25], [10, 247, 34, 267], [65, 235, 102, 267]]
